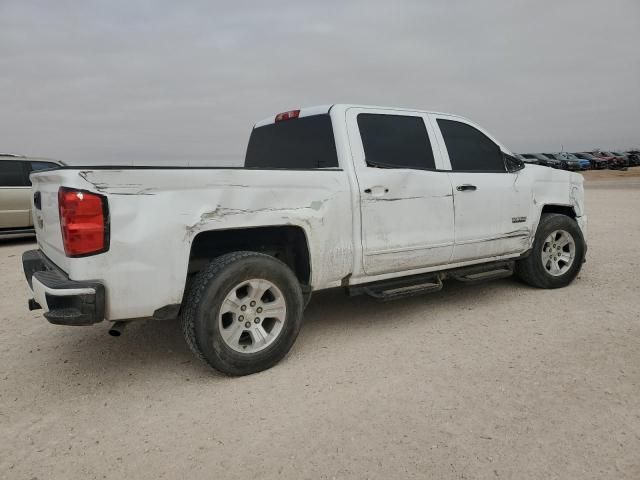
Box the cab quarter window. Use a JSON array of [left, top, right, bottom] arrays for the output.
[[0, 161, 28, 187], [357, 114, 436, 169], [437, 119, 505, 172]]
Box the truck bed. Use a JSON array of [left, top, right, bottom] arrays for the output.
[[30, 166, 353, 319]]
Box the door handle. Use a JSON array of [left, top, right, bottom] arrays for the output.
[[364, 186, 389, 196], [456, 184, 477, 192]]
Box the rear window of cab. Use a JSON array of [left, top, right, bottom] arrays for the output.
[[244, 114, 339, 169]]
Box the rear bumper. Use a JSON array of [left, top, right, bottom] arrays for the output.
[[22, 249, 105, 326]]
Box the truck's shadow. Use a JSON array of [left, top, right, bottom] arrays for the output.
[[302, 278, 516, 332], [46, 277, 521, 386]]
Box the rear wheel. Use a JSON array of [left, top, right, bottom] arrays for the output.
[[515, 213, 585, 289], [181, 251, 304, 375]]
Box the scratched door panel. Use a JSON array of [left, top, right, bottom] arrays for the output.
[[448, 172, 530, 261], [345, 107, 455, 276], [359, 169, 455, 274], [427, 113, 533, 263]]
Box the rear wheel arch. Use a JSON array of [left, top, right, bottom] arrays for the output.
[[186, 225, 312, 290], [181, 251, 304, 375]]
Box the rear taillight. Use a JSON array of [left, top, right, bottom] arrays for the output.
[[58, 187, 109, 257]]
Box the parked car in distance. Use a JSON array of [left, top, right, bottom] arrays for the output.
[[624, 150, 640, 166], [560, 152, 590, 170], [573, 152, 608, 170], [22, 104, 587, 376], [519, 154, 540, 165], [593, 151, 626, 169], [608, 151, 630, 168], [545, 153, 583, 171], [574, 158, 591, 171], [589, 151, 616, 169], [531, 153, 561, 168], [1, 154, 64, 236]]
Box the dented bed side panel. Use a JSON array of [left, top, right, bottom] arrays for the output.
[[31, 168, 353, 320]]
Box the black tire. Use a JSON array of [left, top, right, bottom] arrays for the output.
[[515, 213, 585, 289], [181, 251, 304, 376]]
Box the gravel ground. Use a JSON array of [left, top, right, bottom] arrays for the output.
[[1, 172, 639, 479]]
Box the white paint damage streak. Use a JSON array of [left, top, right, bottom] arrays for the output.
[[185, 196, 335, 238], [78, 171, 156, 195]]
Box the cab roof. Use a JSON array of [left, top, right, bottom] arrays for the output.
[[253, 104, 457, 128]]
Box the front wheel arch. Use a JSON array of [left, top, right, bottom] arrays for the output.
[[540, 204, 576, 219], [516, 213, 585, 289]]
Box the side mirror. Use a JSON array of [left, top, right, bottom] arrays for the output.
[[504, 153, 525, 172]]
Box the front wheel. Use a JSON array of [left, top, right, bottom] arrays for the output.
[[515, 213, 585, 289], [181, 251, 304, 376]]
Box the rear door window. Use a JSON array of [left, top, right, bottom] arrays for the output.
[[357, 114, 435, 169], [245, 114, 338, 169], [0, 161, 28, 187], [437, 119, 505, 172]]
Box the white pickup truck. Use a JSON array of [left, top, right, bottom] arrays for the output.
[[22, 104, 587, 375]]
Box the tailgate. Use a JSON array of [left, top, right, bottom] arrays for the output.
[[30, 169, 88, 273]]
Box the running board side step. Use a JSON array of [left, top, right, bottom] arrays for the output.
[[346, 260, 515, 301], [347, 273, 443, 302], [448, 262, 514, 283]]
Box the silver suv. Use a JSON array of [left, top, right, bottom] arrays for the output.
[[0, 154, 63, 235]]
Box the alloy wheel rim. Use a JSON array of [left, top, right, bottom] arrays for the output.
[[218, 279, 287, 353], [541, 230, 575, 276]]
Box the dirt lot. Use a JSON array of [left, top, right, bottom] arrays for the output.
[[1, 170, 639, 479]]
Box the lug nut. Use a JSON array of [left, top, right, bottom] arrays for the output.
[[245, 322, 251, 328], [250, 301, 256, 307], [238, 315, 244, 321], [254, 318, 260, 324], [256, 307, 263, 313], [241, 305, 247, 311]]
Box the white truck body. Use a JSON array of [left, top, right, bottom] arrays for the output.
[[27, 104, 586, 322]]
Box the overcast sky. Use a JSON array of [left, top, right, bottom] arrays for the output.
[[1, 0, 639, 165]]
